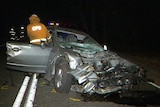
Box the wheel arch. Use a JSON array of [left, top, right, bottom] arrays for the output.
[[44, 52, 70, 81]]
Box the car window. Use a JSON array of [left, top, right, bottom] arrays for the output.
[[57, 32, 78, 43], [55, 30, 104, 53]]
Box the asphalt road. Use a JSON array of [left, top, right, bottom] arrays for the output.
[[1, 46, 160, 107]]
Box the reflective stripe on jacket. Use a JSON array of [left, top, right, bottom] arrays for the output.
[[30, 38, 47, 43]]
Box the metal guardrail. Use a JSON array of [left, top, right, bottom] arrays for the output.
[[12, 76, 30, 107], [24, 74, 38, 107], [12, 73, 38, 107], [147, 81, 160, 89]]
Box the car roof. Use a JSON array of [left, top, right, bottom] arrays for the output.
[[48, 26, 90, 36]]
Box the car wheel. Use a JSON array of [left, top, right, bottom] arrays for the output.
[[54, 57, 73, 93]]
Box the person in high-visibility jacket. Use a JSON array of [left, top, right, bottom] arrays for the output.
[[27, 14, 51, 45]]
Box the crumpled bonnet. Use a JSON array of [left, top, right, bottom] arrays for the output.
[[29, 14, 40, 24]]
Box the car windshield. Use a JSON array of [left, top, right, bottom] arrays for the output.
[[55, 30, 104, 54]]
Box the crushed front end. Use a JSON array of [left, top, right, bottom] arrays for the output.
[[58, 36, 146, 95], [69, 50, 146, 95]]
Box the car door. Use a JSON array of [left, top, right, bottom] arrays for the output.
[[6, 41, 52, 73]]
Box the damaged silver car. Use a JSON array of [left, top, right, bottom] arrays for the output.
[[6, 26, 146, 95]]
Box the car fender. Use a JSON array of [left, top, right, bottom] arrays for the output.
[[64, 52, 82, 70]]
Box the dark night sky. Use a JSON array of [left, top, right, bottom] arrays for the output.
[[1, 0, 160, 53]]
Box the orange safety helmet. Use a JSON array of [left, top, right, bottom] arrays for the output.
[[29, 14, 40, 24]]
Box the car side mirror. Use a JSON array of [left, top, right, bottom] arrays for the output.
[[103, 45, 107, 51]]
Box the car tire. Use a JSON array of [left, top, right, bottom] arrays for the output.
[[54, 57, 73, 93]]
